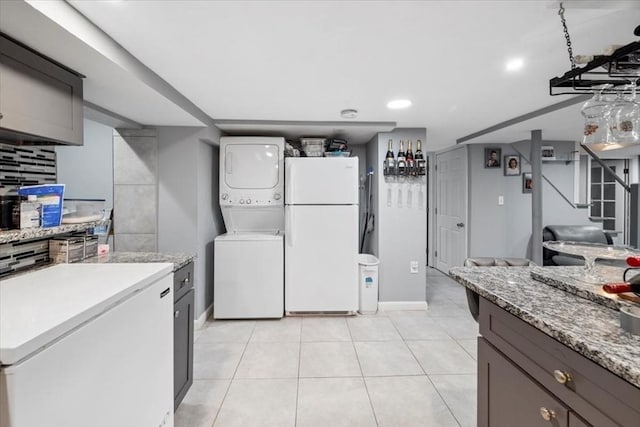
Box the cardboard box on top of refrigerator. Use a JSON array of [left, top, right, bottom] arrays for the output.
[[17, 184, 65, 228]]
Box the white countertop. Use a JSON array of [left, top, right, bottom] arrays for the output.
[[0, 263, 173, 365]]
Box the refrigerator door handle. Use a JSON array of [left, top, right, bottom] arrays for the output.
[[286, 207, 294, 247], [226, 152, 233, 175], [286, 160, 294, 201]]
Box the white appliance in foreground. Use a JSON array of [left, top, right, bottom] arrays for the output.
[[0, 263, 174, 427], [285, 157, 359, 313], [214, 136, 285, 319]]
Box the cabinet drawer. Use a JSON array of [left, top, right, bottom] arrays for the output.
[[479, 297, 640, 427], [479, 338, 569, 427], [173, 262, 194, 302]]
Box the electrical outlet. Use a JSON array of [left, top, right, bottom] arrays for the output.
[[498, 195, 504, 205], [410, 261, 419, 274]]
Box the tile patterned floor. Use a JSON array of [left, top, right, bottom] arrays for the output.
[[177, 268, 478, 427]]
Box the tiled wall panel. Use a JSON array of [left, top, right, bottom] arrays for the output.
[[0, 143, 58, 277], [112, 129, 158, 252], [0, 143, 57, 194]]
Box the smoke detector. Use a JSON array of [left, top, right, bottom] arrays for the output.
[[340, 109, 358, 119]]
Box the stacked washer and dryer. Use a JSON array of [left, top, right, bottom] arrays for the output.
[[213, 136, 359, 319], [213, 137, 285, 319]]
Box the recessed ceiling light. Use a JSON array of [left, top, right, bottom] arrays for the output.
[[340, 109, 358, 119], [506, 58, 524, 72], [387, 99, 412, 109]]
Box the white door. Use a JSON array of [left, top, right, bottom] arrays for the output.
[[285, 204, 358, 312], [434, 146, 468, 273]]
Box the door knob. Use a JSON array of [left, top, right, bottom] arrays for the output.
[[456, 222, 465, 228]]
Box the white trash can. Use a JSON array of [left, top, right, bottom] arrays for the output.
[[358, 254, 379, 314]]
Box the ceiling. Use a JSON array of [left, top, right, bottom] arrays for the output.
[[1, 0, 639, 152]]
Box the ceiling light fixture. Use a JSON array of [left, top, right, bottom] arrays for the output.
[[340, 109, 358, 119], [387, 99, 412, 109], [506, 58, 524, 72]]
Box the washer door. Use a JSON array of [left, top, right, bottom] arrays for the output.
[[225, 143, 280, 189]]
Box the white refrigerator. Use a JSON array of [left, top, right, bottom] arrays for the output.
[[285, 157, 359, 313]]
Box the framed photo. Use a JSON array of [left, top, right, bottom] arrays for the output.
[[542, 145, 556, 161], [484, 148, 501, 168], [504, 155, 521, 176], [522, 173, 533, 193]]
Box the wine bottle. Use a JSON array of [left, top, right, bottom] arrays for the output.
[[384, 139, 395, 176], [415, 139, 426, 176], [602, 283, 640, 294], [397, 140, 407, 175], [406, 140, 416, 176]]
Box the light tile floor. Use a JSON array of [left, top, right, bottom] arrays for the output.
[[177, 268, 478, 427]]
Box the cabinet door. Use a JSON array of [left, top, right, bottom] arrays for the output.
[[174, 288, 194, 410], [569, 413, 591, 427], [0, 35, 83, 145], [479, 338, 569, 427]]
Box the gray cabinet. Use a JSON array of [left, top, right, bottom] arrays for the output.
[[0, 34, 83, 145], [173, 262, 194, 410], [478, 297, 640, 427], [479, 338, 569, 426]]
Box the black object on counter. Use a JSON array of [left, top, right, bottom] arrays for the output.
[[0, 195, 18, 230]]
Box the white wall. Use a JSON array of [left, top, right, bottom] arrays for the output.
[[157, 126, 224, 318], [56, 119, 114, 210], [468, 141, 593, 259], [367, 128, 427, 303], [197, 141, 224, 316]]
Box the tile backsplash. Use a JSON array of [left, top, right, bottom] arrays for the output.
[[0, 143, 57, 195], [0, 142, 58, 276]]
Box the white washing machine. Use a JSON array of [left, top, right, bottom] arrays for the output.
[[213, 136, 285, 319], [214, 232, 283, 319]]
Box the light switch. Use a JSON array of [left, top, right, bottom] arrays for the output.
[[410, 261, 419, 274], [498, 196, 504, 205]]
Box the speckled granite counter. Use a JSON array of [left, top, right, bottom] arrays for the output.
[[449, 266, 640, 389], [0, 221, 106, 244], [82, 252, 194, 272]]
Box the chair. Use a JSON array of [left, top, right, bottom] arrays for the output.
[[463, 257, 536, 322], [542, 225, 613, 266]]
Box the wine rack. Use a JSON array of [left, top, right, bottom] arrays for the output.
[[383, 139, 426, 177]]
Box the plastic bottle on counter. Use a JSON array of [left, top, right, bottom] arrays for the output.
[[12, 195, 42, 229]]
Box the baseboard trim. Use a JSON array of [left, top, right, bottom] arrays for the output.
[[195, 304, 213, 329], [377, 301, 428, 311]]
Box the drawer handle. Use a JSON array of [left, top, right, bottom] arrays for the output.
[[553, 369, 571, 384], [539, 407, 556, 422], [174, 310, 180, 318]]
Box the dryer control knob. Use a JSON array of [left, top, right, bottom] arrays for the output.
[[239, 199, 245, 204], [274, 193, 282, 200], [221, 193, 229, 200], [246, 199, 252, 204]]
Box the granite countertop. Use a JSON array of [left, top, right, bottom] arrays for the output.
[[449, 266, 640, 389], [82, 252, 194, 272], [0, 221, 106, 244]]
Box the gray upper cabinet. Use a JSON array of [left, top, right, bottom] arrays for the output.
[[0, 34, 83, 145]]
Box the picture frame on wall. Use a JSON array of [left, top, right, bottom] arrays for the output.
[[485, 148, 501, 168], [522, 173, 533, 193], [542, 145, 556, 161], [504, 155, 521, 176]]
